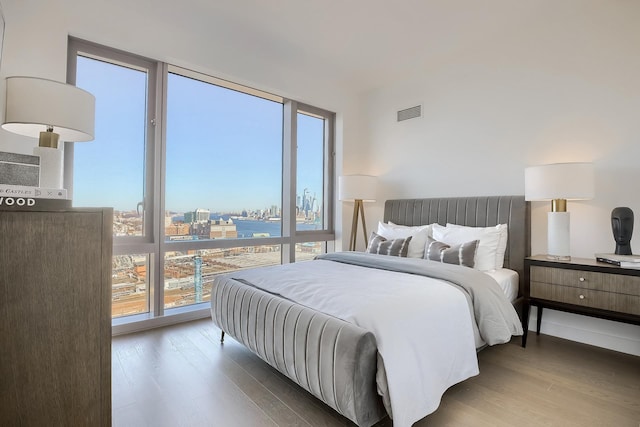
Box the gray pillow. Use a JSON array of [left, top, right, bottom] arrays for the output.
[[424, 236, 479, 268], [366, 232, 412, 257]]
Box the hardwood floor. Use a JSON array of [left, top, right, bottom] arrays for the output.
[[112, 319, 640, 427]]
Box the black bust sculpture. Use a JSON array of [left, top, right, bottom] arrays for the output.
[[611, 207, 634, 255]]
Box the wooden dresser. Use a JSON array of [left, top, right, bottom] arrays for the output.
[[522, 255, 640, 346], [0, 208, 112, 426]]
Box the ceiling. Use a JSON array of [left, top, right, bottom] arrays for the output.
[[5, 0, 548, 102]]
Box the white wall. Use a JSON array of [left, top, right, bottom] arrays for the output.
[[349, 1, 640, 355]]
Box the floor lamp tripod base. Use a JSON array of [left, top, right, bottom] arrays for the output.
[[349, 199, 368, 251]]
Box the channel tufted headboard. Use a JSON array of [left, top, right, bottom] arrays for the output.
[[383, 196, 531, 297]]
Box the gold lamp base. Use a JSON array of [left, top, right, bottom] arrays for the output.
[[551, 198, 567, 212], [39, 128, 60, 149]]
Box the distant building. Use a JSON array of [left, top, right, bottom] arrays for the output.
[[165, 222, 190, 236], [210, 218, 238, 239], [170, 209, 238, 240], [190, 222, 211, 239], [164, 214, 173, 227], [297, 188, 317, 221], [185, 208, 210, 224]]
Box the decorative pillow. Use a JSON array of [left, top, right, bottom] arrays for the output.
[[377, 221, 433, 258], [445, 223, 508, 270], [432, 224, 506, 271], [424, 237, 479, 268], [366, 232, 412, 257]]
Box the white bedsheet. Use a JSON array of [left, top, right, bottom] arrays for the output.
[[229, 259, 480, 427], [485, 268, 519, 302]]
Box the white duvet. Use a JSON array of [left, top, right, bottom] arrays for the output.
[[229, 259, 480, 427]]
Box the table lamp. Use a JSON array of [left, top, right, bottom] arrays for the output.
[[2, 76, 95, 189], [525, 162, 594, 260], [339, 175, 377, 251]]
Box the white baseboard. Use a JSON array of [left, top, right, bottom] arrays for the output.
[[528, 307, 640, 356]]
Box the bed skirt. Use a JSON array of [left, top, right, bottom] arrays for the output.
[[210, 276, 387, 427]]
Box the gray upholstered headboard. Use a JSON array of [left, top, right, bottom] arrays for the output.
[[383, 196, 530, 296]]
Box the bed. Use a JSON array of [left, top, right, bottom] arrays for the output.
[[210, 196, 530, 427]]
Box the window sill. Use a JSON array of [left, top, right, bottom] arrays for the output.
[[112, 303, 211, 336]]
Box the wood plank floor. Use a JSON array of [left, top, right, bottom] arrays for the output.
[[112, 319, 640, 427]]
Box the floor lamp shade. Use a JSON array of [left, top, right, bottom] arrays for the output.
[[339, 175, 377, 251], [338, 175, 377, 202], [2, 76, 96, 189], [525, 162, 595, 259]]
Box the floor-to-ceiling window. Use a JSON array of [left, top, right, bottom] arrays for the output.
[[67, 38, 335, 330]]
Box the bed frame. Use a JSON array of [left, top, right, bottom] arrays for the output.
[[211, 196, 530, 427]]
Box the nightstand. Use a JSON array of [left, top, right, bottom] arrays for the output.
[[522, 255, 640, 347]]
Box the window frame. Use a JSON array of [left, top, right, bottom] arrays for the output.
[[67, 37, 161, 248], [67, 39, 335, 333], [295, 103, 335, 236]]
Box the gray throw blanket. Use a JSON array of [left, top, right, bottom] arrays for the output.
[[317, 252, 523, 345]]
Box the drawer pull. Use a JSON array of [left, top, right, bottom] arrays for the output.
[[579, 294, 585, 299], [579, 277, 586, 282]]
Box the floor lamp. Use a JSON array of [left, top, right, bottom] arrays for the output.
[[525, 162, 595, 260], [339, 175, 377, 251]]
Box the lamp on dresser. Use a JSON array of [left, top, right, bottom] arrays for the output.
[[339, 175, 377, 251], [1, 76, 95, 189], [525, 162, 595, 260]]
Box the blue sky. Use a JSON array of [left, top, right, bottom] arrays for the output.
[[73, 57, 324, 213]]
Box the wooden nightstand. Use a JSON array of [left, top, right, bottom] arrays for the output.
[[522, 255, 640, 347]]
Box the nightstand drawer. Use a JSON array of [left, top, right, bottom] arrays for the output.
[[530, 266, 640, 296], [530, 281, 640, 315]]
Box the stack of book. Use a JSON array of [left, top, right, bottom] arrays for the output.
[[0, 184, 71, 210], [595, 253, 640, 269]]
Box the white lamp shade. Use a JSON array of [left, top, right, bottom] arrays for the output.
[[338, 175, 377, 202], [524, 162, 594, 201], [2, 76, 95, 142]]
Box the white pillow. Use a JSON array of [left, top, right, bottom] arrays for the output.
[[377, 221, 433, 258], [431, 223, 446, 235], [446, 223, 508, 269], [432, 223, 507, 271]]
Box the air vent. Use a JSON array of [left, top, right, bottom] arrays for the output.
[[397, 105, 422, 122]]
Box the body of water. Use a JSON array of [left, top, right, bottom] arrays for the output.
[[234, 219, 320, 237], [172, 215, 321, 238]]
